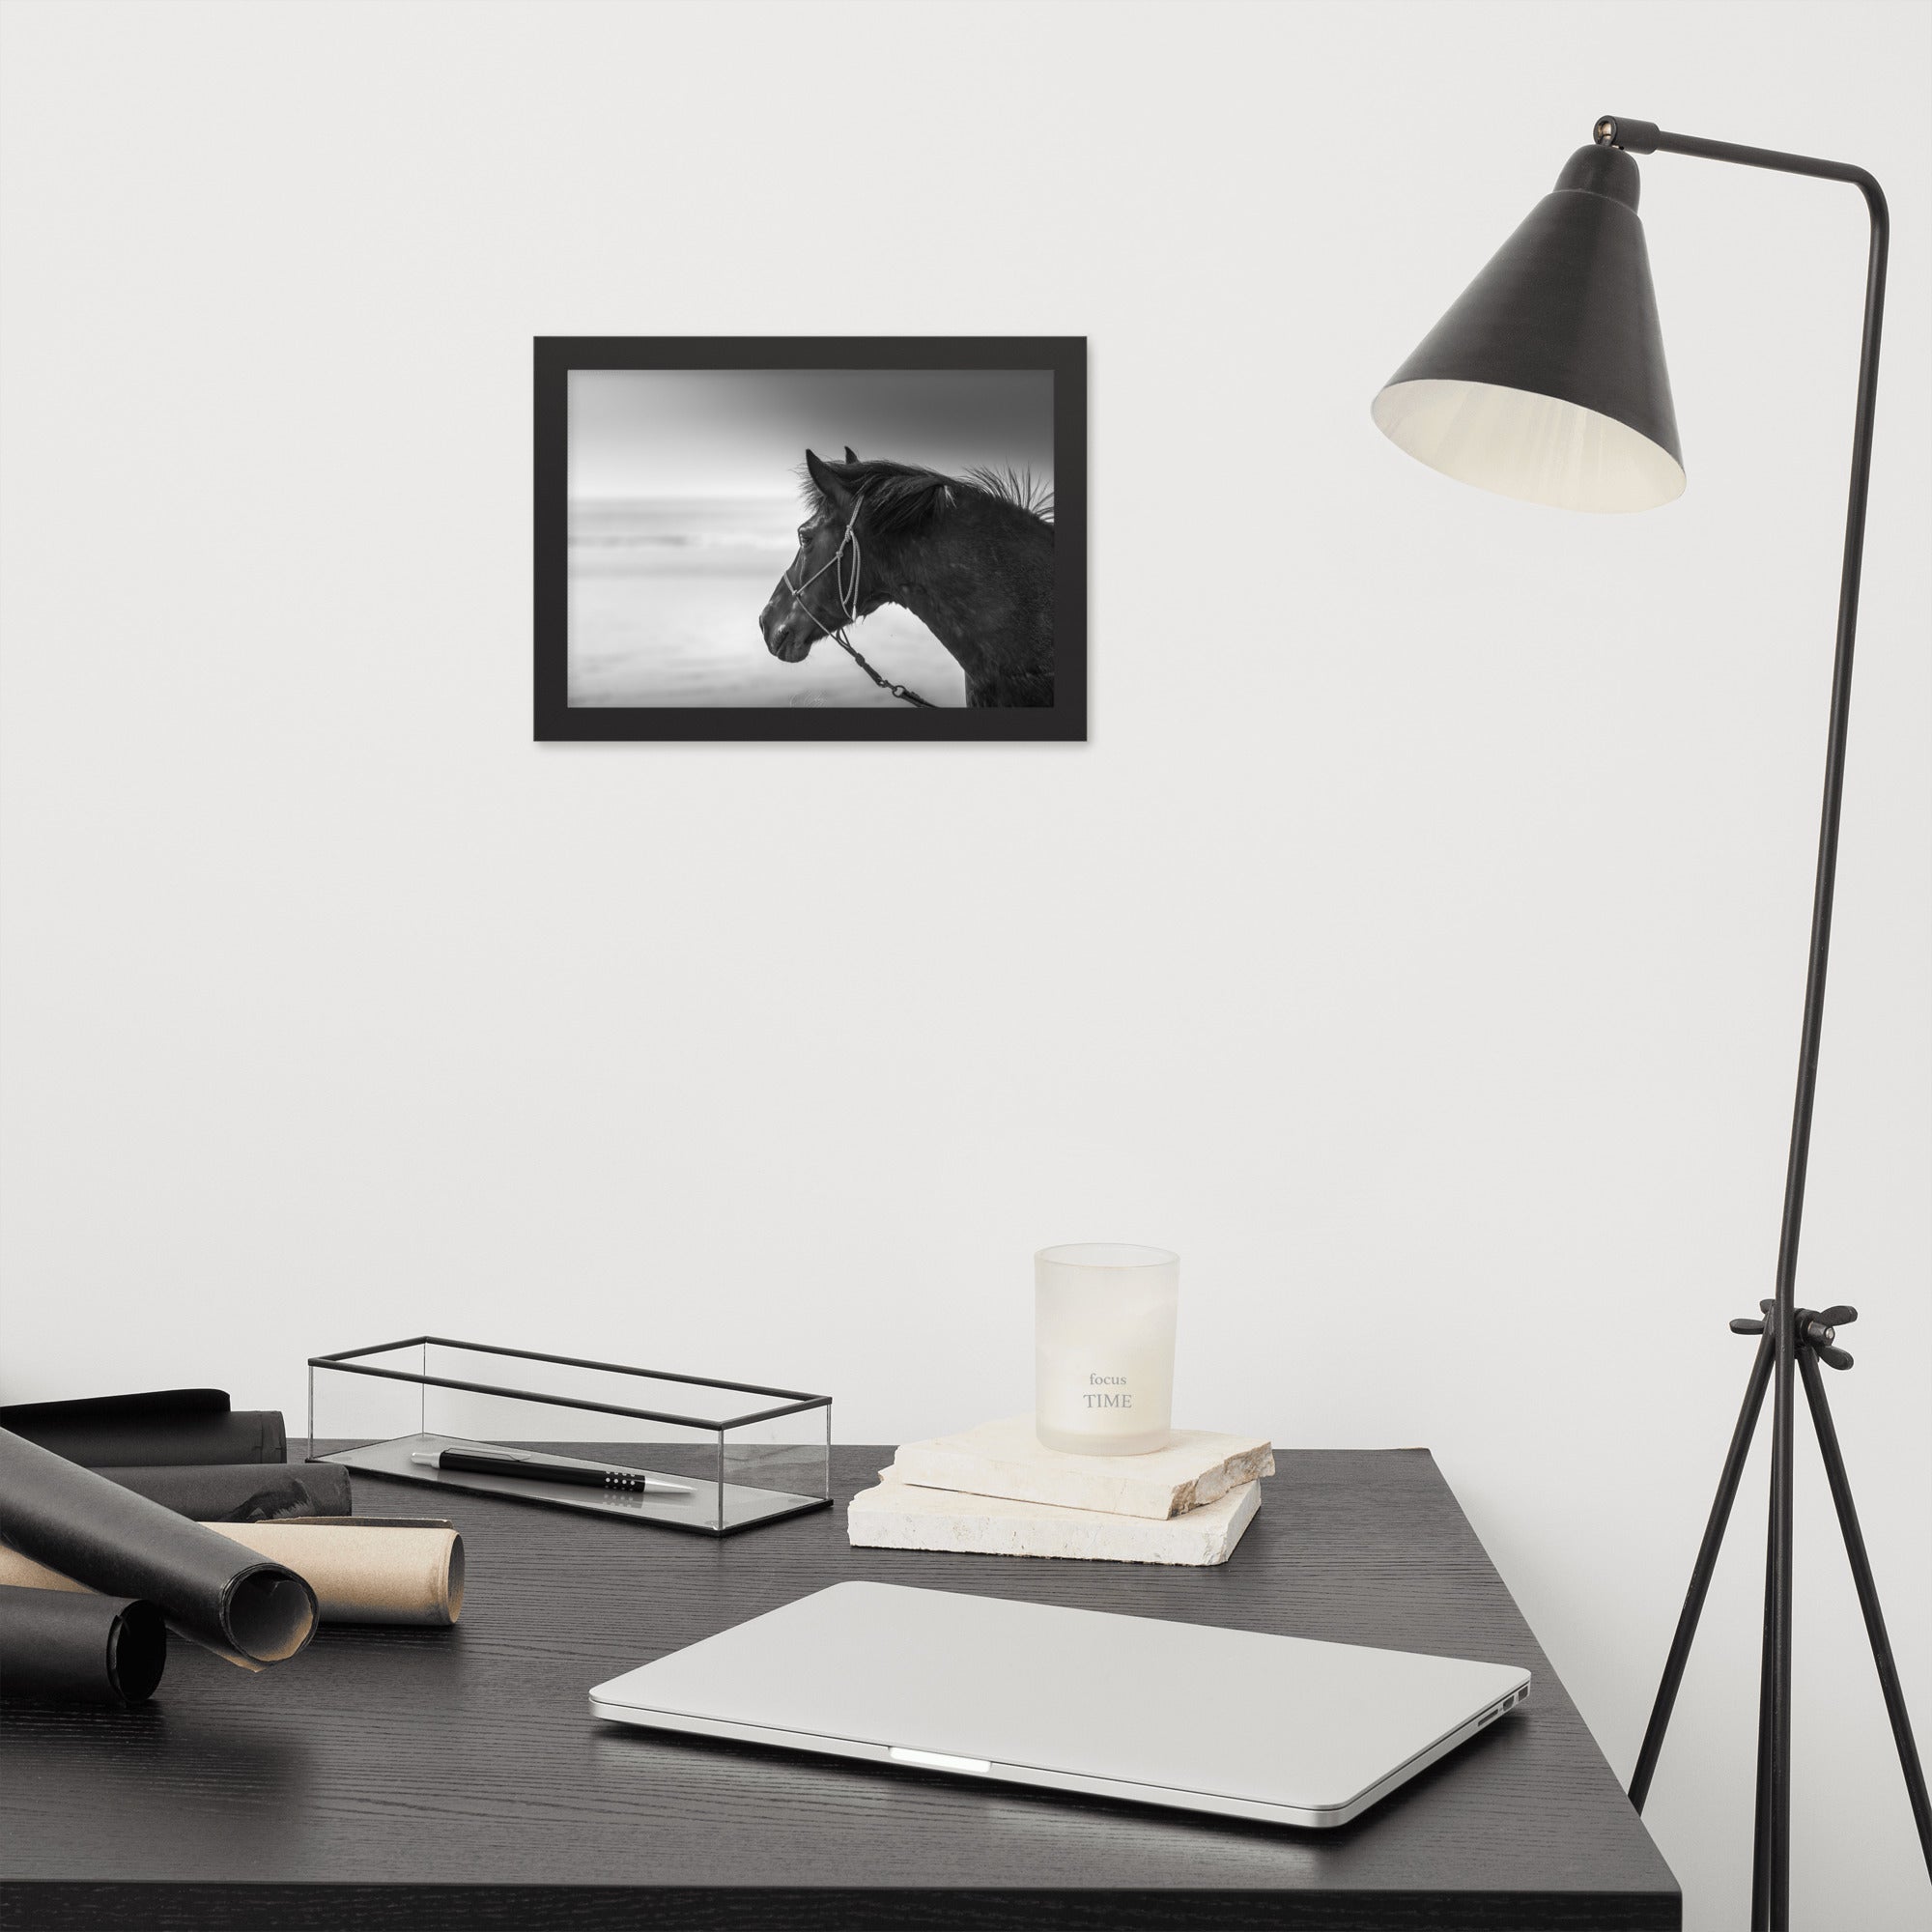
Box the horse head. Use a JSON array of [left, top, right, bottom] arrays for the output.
[[758, 447, 867, 663]]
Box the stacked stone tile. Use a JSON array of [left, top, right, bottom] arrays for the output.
[[847, 1416, 1273, 1566]]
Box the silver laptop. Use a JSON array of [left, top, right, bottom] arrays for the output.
[[589, 1581, 1530, 1828]]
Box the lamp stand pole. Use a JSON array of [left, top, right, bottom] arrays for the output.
[[1591, 119, 1927, 1928]]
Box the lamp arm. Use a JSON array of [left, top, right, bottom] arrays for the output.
[[1594, 115, 1886, 210], [1596, 115, 1893, 1931]]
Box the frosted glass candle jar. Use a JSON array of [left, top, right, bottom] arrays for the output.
[[1034, 1243, 1179, 1456]]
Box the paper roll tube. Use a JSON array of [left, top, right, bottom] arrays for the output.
[[203, 1520, 464, 1626], [0, 1584, 168, 1705], [0, 1428, 315, 1670], [97, 1463, 353, 1522], [0, 1520, 465, 1628], [0, 1390, 286, 1466]]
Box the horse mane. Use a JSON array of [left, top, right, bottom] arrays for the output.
[[799, 457, 1054, 534], [962, 464, 1055, 523]]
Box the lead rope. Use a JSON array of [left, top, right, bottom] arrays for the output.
[[781, 498, 936, 708]]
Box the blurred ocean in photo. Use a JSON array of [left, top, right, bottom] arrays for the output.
[[567, 497, 965, 708]]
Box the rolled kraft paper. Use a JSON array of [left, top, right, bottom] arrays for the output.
[[98, 1463, 354, 1522], [0, 1520, 464, 1628], [0, 1390, 285, 1467], [206, 1520, 464, 1626], [0, 1584, 167, 1706], [0, 1428, 315, 1670]]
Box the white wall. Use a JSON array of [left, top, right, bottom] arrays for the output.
[[2, 2, 1925, 1923]]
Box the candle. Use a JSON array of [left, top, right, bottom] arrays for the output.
[[1034, 1243, 1179, 1457]]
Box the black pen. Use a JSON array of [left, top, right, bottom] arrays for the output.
[[411, 1445, 691, 1495]]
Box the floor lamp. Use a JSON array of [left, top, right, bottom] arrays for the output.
[[1370, 116, 1927, 1930]]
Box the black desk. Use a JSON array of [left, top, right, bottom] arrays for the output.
[[1, 1446, 1678, 1930]]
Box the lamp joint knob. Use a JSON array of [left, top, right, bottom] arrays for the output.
[[1595, 115, 1661, 155]]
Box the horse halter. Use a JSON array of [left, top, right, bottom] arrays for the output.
[[782, 495, 867, 634], [779, 492, 934, 708]]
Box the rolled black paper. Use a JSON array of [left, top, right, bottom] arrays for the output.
[[0, 1390, 285, 1467], [0, 1428, 316, 1669], [0, 1584, 167, 1705], [97, 1463, 353, 1522]]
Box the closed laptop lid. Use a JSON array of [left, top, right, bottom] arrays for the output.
[[589, 1580, 1529, 1817]]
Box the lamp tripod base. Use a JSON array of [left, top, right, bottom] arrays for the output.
[[1628, 1305, 1931, 1927]]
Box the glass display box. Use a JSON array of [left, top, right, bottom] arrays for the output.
[[308, 1337, 832, 1536]]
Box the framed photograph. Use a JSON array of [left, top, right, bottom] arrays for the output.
[[534, 337, 1085, 741]]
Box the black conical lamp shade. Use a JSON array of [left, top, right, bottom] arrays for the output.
[[1374, 145, 1684, 512]]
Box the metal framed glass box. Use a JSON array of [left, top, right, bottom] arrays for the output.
[[307, 1337, 832, 1536]]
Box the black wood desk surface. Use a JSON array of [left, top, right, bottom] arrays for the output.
[[1, 1446, 1678, 1931]]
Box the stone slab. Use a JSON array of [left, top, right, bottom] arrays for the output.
[[890, 1413, 1274, 1520], [847, 1465, 1261, 1565]]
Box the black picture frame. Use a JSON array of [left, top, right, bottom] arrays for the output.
[[533, 336, 1087, 742]]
